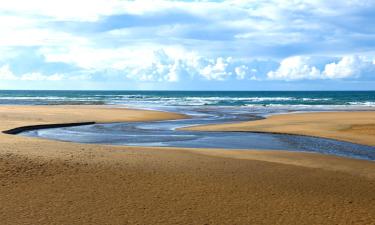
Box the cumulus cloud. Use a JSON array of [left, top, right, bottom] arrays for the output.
[[234, 65, 249, 80], [40, 46, 261, 82], [125, 50, 184, 82], [267, 56, 321, 80], [198, 57, 233, 80], [323, 56, 373, 79], [122, 50, 267, 82], [234, 66, 259, 80], [268, 55, 375, 80]]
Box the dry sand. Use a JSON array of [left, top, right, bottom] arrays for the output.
[[0, 106, 374, 225]]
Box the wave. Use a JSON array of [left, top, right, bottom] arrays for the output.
[[348, 101, 375, 106], [109, 96, 335, 106], [0, 94, 373, 108]]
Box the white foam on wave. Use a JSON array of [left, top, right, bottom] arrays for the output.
[[108, 96, 336, 106], [301, 98, 332, 101], [0, 96, 102, 101], [1, 94, 372, 108], [0, 96, 67, 100], [243, 103, 375, 111], [348, 101, 375, 106]]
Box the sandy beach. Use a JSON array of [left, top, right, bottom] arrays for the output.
[[0, 106, 375, 224]]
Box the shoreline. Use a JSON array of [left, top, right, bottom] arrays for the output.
[[0, 105, 374, 224], [185, 111, 375, 146], [2, 105, 375, 172]]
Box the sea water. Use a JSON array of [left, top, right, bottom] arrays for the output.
[[0, 90, 374, 109]]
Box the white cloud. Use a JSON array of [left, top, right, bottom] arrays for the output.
[[199, 57, 233, 81], [268, 55, 375, 80], [0, 12, 89, 47], [0, 28, 88, 47], [122, 50, 265, 82], [267, 56, 321, 80], [0, 0, 122, 21], [234, 65, 259, 80], [323, 55, 372, 79], [124, 50, 234, 82], [235, 65, 249, 80], [2, 0, 373, 52], [41, 46, 256, 82], [0, 64, 64, 81], [20, 72, 65, 81], [125, 50, 185, 82], [46, 45, 375, 83]]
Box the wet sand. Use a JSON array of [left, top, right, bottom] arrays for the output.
[[186, 111, 375, 146], [0, 106, 374, 224]]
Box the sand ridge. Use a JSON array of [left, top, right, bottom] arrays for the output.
[[0, 106, 374, 224]]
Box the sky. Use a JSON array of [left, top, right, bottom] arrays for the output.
[[0, 0, 374, 90]]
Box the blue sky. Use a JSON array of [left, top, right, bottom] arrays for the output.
[[0, 0, 374, 90]]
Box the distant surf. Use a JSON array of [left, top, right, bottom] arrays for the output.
[[0, 91, 374, 111]]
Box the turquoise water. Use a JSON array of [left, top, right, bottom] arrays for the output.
[[0, 90, 374, 107]]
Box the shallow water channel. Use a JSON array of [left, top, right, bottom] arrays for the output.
[[20, 107, 375, 161]]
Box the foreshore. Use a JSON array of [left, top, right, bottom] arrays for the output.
[[185, 111, 375, 146], [0, 106, 374, 224]]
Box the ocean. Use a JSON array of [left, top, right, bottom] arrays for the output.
[[0, 90, 374, 109]]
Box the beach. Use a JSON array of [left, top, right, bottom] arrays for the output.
[[2, 0, 375, 222], [0, 105, 374, 224]]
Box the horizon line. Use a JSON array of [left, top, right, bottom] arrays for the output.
[[0, 89, 375, 92]]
